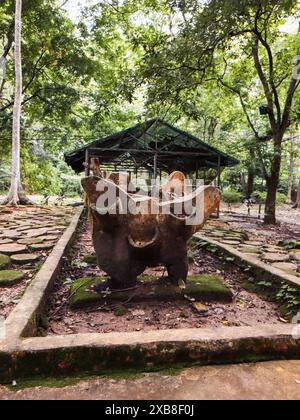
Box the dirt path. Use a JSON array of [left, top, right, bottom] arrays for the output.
[[222, 204, 300, 226], [0, 361, 299, 400]]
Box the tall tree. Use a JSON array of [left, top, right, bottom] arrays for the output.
[[2, 0, 30, 205], [128, 0, 300, 224]]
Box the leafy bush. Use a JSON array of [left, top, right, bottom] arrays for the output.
[[251, 191, 287, 205], [222, 189, 242, 203], [22, 160, 61, 195], [60, 174, 82, 197]]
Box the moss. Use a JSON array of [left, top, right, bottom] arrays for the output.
[[69, 276, 108, 307], [240, 280, 258, 294], [70, 276, 162, 308], [226, 230, 249, 241], [6, 374, 98, 391], [139, 275, 159, 283], [17, 238, 44, 245], [5, 365, 188, 391], [83, 254, 97, 265], [114, 305, 128, 316], [7, 370, 144, 391], [0, 270, 24, 287], [279, 240, 300, 250], [185, 274, 233, 302], [188, 251, 195, 264], [70, 274, 233, 308], [30, 243, 54, 251], [40, 314, 49, 329], [0, 254, 10, 270], [154, 284, 179, 299]]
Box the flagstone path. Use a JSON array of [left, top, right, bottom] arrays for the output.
[[201, 215, 300, 279], [0, 206, 75, 318]]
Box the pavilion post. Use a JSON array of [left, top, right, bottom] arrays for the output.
[[153, 136, 158, 187], [84, 149, 90, 208], [217, 155, 221, 187], [85, 149, 90, 176]]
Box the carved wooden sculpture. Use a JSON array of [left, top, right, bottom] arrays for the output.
[[82, 171, 221, 291]]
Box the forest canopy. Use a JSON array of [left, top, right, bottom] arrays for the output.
[[0, 0, 300, 223]]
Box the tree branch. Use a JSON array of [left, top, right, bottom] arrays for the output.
[[281, 25, 300, 133], [254, 29, 281, 122], [251, 34, 277, 131]]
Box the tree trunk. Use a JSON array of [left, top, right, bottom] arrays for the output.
[[292, 178, 300, 209], [264, 136, 282, 224], [287, 131, 296, 204], [264, 177, 278, 224], [247, 148, 255, 197], [240, 171, 247, 196], [2, 0, 31, 206]]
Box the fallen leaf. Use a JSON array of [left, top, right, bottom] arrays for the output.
[[279, 317, 288, 324], [193, 303, 208, 314], [178, 279, 186, 290]]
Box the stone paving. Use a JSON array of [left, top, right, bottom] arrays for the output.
[[201, 218, 300, 279], [0, 206, 74, 318]]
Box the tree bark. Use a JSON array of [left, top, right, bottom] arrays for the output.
[[240, 172, 247, 196], [287, 131, 296, 204], [264, 136, 282, 224], [247, 148, 255, 197], [292, 178, 300, 209], [247, 168, 254, 197], [264, 176, 278, 224], [2, 0, 31, 206]]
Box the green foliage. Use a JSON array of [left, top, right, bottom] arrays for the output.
[[222, 189, 243, 203], [22, 159, 61, 195], [276, 283, 300, 316], [278, 240, 300, 250], [1, 0, 300, 205], [252, 191, 287, 205], [0, 163, 10, 192], [59, 174, 81, 197]]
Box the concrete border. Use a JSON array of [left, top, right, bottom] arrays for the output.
[[194, 233, 300, 289], [0, 213, 299, 383], [3, 207, 83, 341], [0, 325, 299, 382]]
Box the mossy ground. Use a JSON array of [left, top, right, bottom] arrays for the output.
[[185, 275, 233, 301], [0, 254, 10, 270], [4, 363, 188, 391], [69, 274, 233, 308], [0, 270, 24, 287], [83, 254, 97, 264]]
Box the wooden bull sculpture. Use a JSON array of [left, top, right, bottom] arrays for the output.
[[82, 171, 221, 291]]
